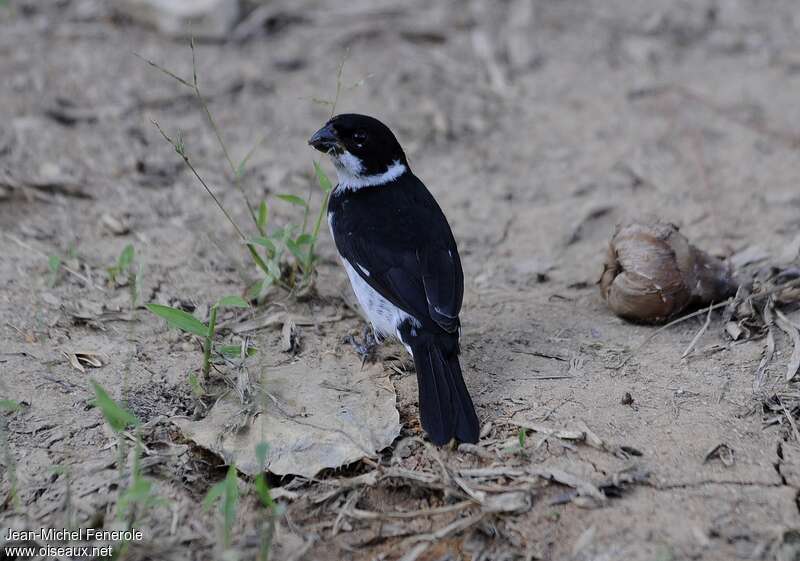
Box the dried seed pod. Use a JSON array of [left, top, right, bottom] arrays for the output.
[[600, 222, 738, 323]]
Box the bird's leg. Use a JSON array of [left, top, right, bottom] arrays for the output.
[[345, 324, 382, 365]]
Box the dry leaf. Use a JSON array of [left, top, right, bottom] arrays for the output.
[[173, 355, 400, 477], [63, 350, 106, 373], [774, 309, 800, 381]]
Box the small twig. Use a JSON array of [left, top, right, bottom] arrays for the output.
[[775, 308, 800, 381], [135, 53, 192, 88], [152, 121, 244, 239], [681, 303, 714, 358], [188, 39, 259, 229], [780, 398, 800, 443], [398, 512, 485, 561], [330, 50, 349, 119], [139, 43, 260, 231], [509, 349, 567, 361], [151, 120, 278, 282], [202, 305, 217, 380], [754, 301, 776, 392], [613, 300, 730, 369], [332, 489, 362, 536], [347, 500, 473, 521]]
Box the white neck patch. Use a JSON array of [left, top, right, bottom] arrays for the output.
[[331, 150, 407, 192]]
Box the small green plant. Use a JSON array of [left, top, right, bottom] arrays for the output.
[[246, 165, 333, 292], [146, 295, 253, 379], [117, 437, 168, 523], [91, 379, 139, 481], [204, 464, 240, 551], [47, 254, 61, 287], [518, 427, 527, 449], [107, 243, 134, 285], [108, 244, 142, 308], [91, 381, 165, 550], [253, 442, 277, 561], [0, 398, 21, 509]]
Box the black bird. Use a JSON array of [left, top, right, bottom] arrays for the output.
[[309, 113, 480, 445]]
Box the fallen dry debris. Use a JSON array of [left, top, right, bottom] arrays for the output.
[[290, 438, 649, 560], [774, 308, 800, 381], [703, 443, 735, 467], [548, 466, 651, 506], [611, 271, 800, 371], [294, 439, 649, 560], [681, 303, 714, 358], [721, 272, 800, 393], [510, 419, 643, 460], [62, 350, 107, 373], [600, 222, 738, 324]]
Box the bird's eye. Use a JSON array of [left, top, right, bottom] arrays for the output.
[[353, 130, 367, 141]]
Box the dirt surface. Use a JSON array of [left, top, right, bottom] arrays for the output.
[[2, 1, 800, 560]]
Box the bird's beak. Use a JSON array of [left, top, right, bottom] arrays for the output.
[[308, 123, 339, 152]]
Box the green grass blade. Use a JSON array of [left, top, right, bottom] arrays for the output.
[[118, 244, 134, 271], [202, 480, 226, 512], [257, 201, 269, 231], [216, 295, 249, 309], [266, 259, 282, 281], [47, 255, 61, 287], [276, 194, 308, 207], [255, 443, 270, 467], [146, 304, 208, 337], [314, 161, 333, 193], [247, 236, 277, 254], [0, 399, 20, 412], [219, 345, 257, 358], [222, 465, 239, 548], [90, 381, 140, 433], [284, 238, 308, 268]]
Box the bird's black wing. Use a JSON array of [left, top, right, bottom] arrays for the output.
[[329, 174, 463, 333]]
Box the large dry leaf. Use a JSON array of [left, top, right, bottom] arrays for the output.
[[173, 355, 401, 477]]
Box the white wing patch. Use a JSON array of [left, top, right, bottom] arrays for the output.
[[357, 263, 370, 277], [342, 259, 419, 347]]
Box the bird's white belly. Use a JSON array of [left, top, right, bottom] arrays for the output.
[[341, 259, 415, 341]]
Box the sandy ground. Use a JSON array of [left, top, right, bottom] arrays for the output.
[[2, 1, 800, 560]]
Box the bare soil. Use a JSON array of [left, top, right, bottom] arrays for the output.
[[2, 1, 800, 560]]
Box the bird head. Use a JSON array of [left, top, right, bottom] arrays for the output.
[[308, 114, 408, 185]]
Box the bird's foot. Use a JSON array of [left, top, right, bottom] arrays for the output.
[[345, 326, 382, 366]]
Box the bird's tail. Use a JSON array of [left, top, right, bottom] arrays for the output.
[[403, 330, 479, 445]]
